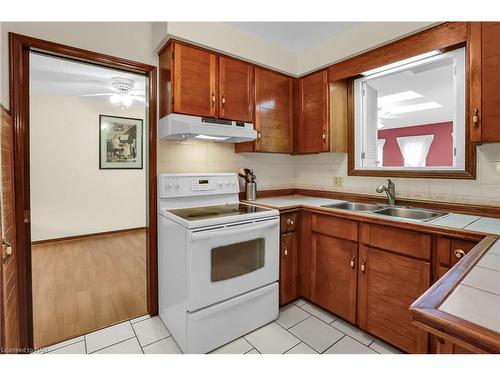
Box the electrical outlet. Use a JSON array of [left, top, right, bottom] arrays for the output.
[[333, 176, 343, 187]]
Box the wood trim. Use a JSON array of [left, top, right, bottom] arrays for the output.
[[410, 235, 500, 353], [328, 22, 467, 81], [8, 33, 158, 351], [245, 187, 500, 219], [341, 22, 477, 179], [31, 227, 146, 245], [468, 22, 482, 143]]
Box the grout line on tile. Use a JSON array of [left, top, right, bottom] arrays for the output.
[[84, 336, 88, 354], [459, 281, 500, 297], [141, 334, 174, 350], [283, 342, 302, 354], [319, 333, 346, 353], [130, 320, 145, 354], [87, 335, 136, 354], [328, 321, 375, 346], [43, 336, 86, 354]]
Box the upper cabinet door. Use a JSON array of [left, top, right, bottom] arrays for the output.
[[254, 68, 293, 153], [481, 22, 500, 142], [173, 43, 217, 117], [299, 70, 329, 153], [219, 57, 254, 122]]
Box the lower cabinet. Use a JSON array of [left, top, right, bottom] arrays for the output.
[[434, 336, 475, 354], [280, 232, 298, 305], [357, 245, 431, 353], [311, 233, 357, 323]]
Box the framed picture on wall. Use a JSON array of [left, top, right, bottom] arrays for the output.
[[99, 115, 143, 169]]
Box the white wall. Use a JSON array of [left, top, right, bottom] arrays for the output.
[[297, 22, 436, 74], [161, 22, 297, 75], [1, 22, 156, 108], [30, 93, 146, 241]]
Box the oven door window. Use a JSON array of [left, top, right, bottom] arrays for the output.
[[211, 238, 265, 282]]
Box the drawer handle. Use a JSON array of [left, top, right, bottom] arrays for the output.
[[211, 92, 216, 108], [361, 259, 366, 273], [350, 255, 355, 269], [2, 239, 12, 261], [283, 246, 288, 256], [286, 218, 294, 226], [454, 249, 465, 259]]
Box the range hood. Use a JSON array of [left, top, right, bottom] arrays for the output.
[[159, 113, 257, 143]]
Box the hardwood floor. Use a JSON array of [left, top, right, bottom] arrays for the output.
[[31, 229, 147, 348]]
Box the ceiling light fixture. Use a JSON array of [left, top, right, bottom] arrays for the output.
[[378, 90, 423, 107], [361, 50, 442, 78], [380, 101, 442, 117]]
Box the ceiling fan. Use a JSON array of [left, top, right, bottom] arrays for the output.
[[81, 77, 145, 107]]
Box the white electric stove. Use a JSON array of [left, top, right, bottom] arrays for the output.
[[157, 173, 280, 354]]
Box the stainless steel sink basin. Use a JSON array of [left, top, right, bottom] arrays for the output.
[[373, 206, 447, 222], [322, 202, 386, 212], [321, 200, 448, 222]]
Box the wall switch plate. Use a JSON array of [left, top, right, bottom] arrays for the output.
[[334, 176, 343, 187]]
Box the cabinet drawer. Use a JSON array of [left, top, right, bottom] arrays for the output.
[[280, 212, 298, 233], [312, 214, 358, 241], [359, 223, 431, 260]]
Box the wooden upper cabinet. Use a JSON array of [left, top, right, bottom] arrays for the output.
[[173, 43, 217, 118], [357, 245, 430, 353], [254, 68, 293, 153], [479, 22, 500, 142], [298, 70, 329, 153], [218, 57, 253, 122], [159, 42, 254, 121]]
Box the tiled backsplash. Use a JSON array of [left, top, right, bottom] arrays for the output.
[[158, 140, 500, 207]]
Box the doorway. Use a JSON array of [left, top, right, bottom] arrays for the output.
[[29, 52, 149, 347], [9, 33, 158, 351]]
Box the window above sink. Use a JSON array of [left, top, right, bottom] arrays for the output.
[[353, 47, 466, 174]]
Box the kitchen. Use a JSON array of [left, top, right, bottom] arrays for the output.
[[0, 2, 499, 373]]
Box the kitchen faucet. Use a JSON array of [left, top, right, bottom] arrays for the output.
[[376, 179, 396, 206]]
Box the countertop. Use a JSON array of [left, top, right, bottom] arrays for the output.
[[411, 236, 500, 353], [248, 194, 500, 236]]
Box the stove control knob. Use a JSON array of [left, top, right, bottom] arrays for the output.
[[166, 182, 173, 190], [231, 181, 236, 186], [224, 180, 230, 186], [217, 181, 223, 187], [175, 181, 181, 189]]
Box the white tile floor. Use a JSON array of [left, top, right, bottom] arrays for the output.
[[35, 299, 402, 354]]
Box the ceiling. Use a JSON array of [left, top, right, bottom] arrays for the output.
[[29, 53, 146, 104], [367, 54, 460, 130], [225, 22, 359, 52]]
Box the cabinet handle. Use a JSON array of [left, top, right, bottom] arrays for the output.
[[472, 108, 479, 130], [256, 132, 261, 142], [361, 259, 366, 273], [321, 130, 327, 141], [211, 93, 216, 108], [350, 255, 355, 269], [286, 218, 294, 226], [283, 246, 288, 256], [221, 95, 226, 108], [454, 249, 466, 259]]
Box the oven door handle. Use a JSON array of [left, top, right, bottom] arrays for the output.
[[189, 218, 278, 242]]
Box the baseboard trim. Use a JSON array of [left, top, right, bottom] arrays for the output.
[[31, 227, 146, 245]]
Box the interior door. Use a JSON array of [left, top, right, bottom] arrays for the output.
[[173, 43, 217, 117], [300, 70, 329, 153], [254, 68, 293, 153], [0, 106, 20, 353], [218, 57, 253, 122]]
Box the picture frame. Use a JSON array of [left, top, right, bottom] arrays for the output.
[[99, 114, 143, 169]]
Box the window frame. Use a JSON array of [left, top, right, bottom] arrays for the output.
[[345, 23, 478, 179], [352, 47, 467, 173]]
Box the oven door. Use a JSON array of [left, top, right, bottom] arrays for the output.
[[186, 217, 279, 311]]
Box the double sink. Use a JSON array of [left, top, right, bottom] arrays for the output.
[[321, 201, 448, 222]]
